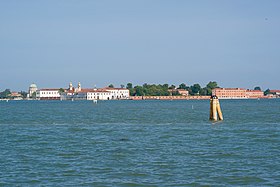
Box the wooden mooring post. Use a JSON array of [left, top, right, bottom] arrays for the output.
[[209, 95, 223, 121]]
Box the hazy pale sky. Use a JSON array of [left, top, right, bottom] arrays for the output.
[[0, 0, 279, 91]]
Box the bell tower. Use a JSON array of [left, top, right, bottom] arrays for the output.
[[77, 82, 81, 92], [69, 82, 73, 91]]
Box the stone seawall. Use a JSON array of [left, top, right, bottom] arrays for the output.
[[130, 96, 210, 100]]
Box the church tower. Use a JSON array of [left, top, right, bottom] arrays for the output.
[[77, 82, 81, 92], [69, 82, 73, 91]]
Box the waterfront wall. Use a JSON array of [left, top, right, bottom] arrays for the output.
[[130, 95, 275, 100], [130, 96, 211, 100]]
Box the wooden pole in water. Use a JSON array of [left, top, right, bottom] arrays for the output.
[[212, 97, 218, 121], [210, 95, 223, 121], [216, 98, 223, 120], [209, 97, 214, 120]]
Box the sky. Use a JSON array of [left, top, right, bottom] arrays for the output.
[[0, 0, 279, 91]]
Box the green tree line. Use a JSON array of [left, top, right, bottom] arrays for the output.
[[0, 89, 28, 99], [124, 81, 219, 96], [0, 89, 11, 99]]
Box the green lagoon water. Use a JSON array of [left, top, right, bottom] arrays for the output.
[[0, 99, 280, 186]]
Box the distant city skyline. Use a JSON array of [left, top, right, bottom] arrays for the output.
[[2, 81, 275, 92], [1, 1, 279, 91]]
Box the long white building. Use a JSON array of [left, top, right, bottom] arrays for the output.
[[36, 89, 61, 100], [75, 88, 130, 100], [102, 87, 130, 100], [35, 82, 130, 100], [80, 89, 112, 100]]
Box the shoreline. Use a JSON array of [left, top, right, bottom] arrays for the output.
[[1, 96, 278, 101], [130, 95, 277, 100]]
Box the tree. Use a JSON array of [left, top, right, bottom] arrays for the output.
[[0, 89, 11, 99], [108, 84, 114, 88], [206, 81, 218, 89], [120, 84, 125, 89], [59, 88, 65, 93], [254, 86, 261, 91], [168, 85, 176, 89], [163, 84, 169, 89], [264, 89, 271, 95], [190, 84, 201, 95], [126, 83, 135, 96], [143, 83, 148, 88], [20, 91, 28, 99], [178, 83, 187, 90], [205, 81, 219, 95], [31, 92, 37, 99], [199, 88, 208, 96], [126, 83, 133, 89], [134, 86, 144, 96]]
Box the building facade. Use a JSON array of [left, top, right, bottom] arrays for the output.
[[102, 87, 130, 100], [85, 89, 112, 100], [35, 82, 130, 101], [36, 89, 61, 100], [168, 89, 189, 96], [213, 88, 264, 99], [10, 92, 23, 100], [28, 83, 38, 98], [246, 90, 264, 98], [61, 83, 130, 100], [212, 88, 247, 99], [270, 90, 280, 97]]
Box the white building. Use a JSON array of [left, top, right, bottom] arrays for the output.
[[84, 89, 112, 100], [28, 83, 38, 98], [36, 82, 130, 101], [270, 90, 280, 97], [63, 87, 130, 101], [36, 89, 61, 100], [60, 83, 113, 100], [103, 87, 130, 99]]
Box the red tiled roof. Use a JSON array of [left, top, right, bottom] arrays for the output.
[[67, 89, 75, 93], [78, 88, 110, 93], [246, 90, 263, 92], [214, 88, 246, 90], [270, 90, 280, 93], [39, 88, 61, 91], [10, 92, 22, 97], [103, 87, 128, 90], [168, 89, 188, 92]]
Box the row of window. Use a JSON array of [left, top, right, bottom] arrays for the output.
[[40, 92, 59, 95], [111, 91, 129, 93], [218, 94, 246, 95], [219, 96, 247, 98], [88, 93, 110, 96], [215, 91, 246, 93]]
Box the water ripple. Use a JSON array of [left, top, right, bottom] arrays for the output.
[[1, 100, 280, 186]]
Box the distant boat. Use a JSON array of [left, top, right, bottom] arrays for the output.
[[93, 99, 97, 104]]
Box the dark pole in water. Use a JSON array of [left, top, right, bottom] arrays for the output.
[[210, 95, 223, 121]]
